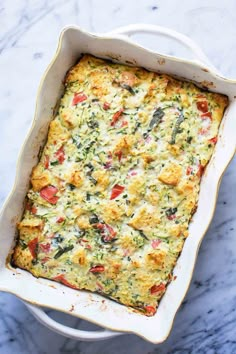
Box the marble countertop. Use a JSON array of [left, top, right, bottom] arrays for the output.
[[0, 0, 235, 353]]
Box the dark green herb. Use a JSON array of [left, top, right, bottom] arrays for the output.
[[19, 239, 27, 250], [85, 163, 94, 173], [50, 160, 59, 166], [86, 192, 91, 201], [54, 245, 74, 259], [75, 230, 86, 238], [88, 176, 97, 185], [31, 243, 39, 264], [110, 246, 118, 252], [169, 110, 184, 145], [120, 83, 135, 95], [92, 98, 99, 102], [165, 207, 177, 217], [72, 136, 82, 149], [89, 214, 99, 224], [133, 122, 141, 133], [85, 140, 95, 153], [186, 136, 193, 144], [54, 234, 64, 243], [68, 183, 76, 191], [138, 230, 149, 240], [143, 107, 165, 138], [87, 120, 99, 129]]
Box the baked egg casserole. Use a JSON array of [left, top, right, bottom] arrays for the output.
[[12, 54, 228, 316]]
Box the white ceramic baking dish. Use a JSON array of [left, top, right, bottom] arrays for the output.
[[0, 24, 235, 343]]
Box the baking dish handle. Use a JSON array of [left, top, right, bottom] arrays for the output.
[[107, 24, 218, 72], [26, 303, 123, 341]]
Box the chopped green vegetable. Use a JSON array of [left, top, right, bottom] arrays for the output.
[[54, 245, 74, 259], [165, 207, 177, 217], [120, 83, 135, 95], [143, 107, 165, 138], [138, 230, 149, 240], [169, 110, 184, 145], [89, 214, 99, 224]]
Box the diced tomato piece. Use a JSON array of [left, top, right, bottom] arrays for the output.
[[72, 92, 87, 105], [103, 224, 117, 242], [150, 283, 166, 295], [39, 243, 51, 253], [56, 216, 65, 223], [44, 155, 50, 169], [198, 128, 208, 135], [144, 305, 156, 316], [31, 206, 37, 214], [208, 136, 218, 144], [104, 161, 112, 169], [55, 146, 65, 164], [89, 265, 105, 273], [167, 214, 176, 221], [121, 120, 128, 127], [111, 108, 124, 126], [78, 239, 92, 249], [104, 152, 113, 169], [186, 166, 193, 175], [197, 164, 205, 177], [96, 222, 105, 230], [201, 112, 212, 120], [28, 237, 38, 258], [197, 100, 208, 113], [40, 186, 59, 204], [110, 184, 125, 200], [115, 150, 122, 162], [123, 248, 131, 257], [96, 223, 105, 231], [151, 239, 161, 249], [41, 256, 50, 264], [54, 274, 78, 289], [103, 102, 110, 110], [95, 223, 117, 242]]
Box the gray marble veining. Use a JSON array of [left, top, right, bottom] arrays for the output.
[[0, 0, 235, 353]]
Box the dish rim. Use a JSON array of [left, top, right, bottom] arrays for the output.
[[0, 24, 235, 343]]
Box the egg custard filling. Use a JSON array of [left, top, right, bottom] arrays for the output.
[[12, 54, 228, 316]]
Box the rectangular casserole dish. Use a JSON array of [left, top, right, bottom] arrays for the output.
[[0, 25, 235, 343]]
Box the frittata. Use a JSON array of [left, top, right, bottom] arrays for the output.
[[12, 54, 228, 316]]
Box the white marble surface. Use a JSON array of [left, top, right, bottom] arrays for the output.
[[0, 0, 235, 353]]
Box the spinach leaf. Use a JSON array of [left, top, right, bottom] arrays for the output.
[[54, 245, 74, 259], [120, 83, 135, 95], [169, 110, 185, 145], [143, 107, 165, 138], [149, 108, 165, 129]]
